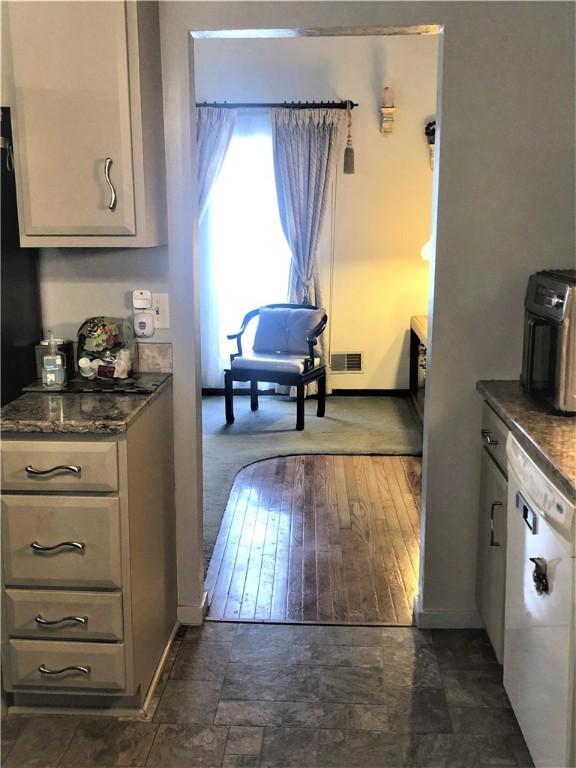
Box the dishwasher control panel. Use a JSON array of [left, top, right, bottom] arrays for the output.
[[506, 433, 574, 544]]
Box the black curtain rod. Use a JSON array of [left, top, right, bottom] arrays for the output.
[[196, 100, 358, 110]]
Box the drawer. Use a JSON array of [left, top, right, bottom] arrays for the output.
[[5, 590, 123, 641], [2, 496, 122, 588], [1, 440, 118, 492], [481, 402, 509, 476], [6, 639, 126, 691]]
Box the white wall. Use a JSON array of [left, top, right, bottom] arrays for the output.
[[159, 1, 575, 625], [195, 35, 437, 388]]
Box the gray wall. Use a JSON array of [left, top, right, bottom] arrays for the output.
[[38, 247, 171, 342], [159, 2, 575, 623]]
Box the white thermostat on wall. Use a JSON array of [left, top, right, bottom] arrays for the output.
[[132, 289, 152, 310]]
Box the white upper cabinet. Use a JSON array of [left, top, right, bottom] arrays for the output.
[[6, 1, 166, 247]]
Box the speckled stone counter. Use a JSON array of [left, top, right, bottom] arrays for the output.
[[1, 374, 172, 434], [477, 380, 576, 501]]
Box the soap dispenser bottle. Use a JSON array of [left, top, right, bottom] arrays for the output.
[[42, 331, 66, 388]]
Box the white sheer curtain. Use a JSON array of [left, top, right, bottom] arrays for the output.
[[196, 106, 238, 220], [271, 108, 346, 392], [271, 108, 345, 306], [200, 111, 292, 389]]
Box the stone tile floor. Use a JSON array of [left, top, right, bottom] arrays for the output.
[[1, 624, 534, 767]]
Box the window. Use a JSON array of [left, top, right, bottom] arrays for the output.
[[200, 111, 292, 388]]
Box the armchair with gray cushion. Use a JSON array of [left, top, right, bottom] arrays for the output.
[[224, 303, 327, 431]]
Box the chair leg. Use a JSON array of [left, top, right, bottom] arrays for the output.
[[250, 379, 259, 411], [296, 382, 305, 431], [224, 371, 235, 424], [317, 372, 326, 417]]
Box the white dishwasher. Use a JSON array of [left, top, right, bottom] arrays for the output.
[[505, 433, 575, 768]]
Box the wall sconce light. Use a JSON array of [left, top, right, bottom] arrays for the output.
[[425, 120, 436, 170], [380, 86, 395, 136]]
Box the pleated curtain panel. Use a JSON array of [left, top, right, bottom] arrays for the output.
[[196, 106, 238, 221], [271, 107, 346, 391]]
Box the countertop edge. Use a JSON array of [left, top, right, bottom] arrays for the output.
[[1, 376, 173, 435], [477, 380, 575, 502], [118, 375, 173, 431]]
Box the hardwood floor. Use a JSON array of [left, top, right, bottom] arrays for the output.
[[205, 455, 422, 625]]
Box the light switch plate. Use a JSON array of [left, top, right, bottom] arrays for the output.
[[152, 293, 170, 329]]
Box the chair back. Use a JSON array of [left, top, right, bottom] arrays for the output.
[[252, 304, 326, 355]]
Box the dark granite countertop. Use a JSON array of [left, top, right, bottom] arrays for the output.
[[477, 380, 575, 501], [1, 374, 172, 435]]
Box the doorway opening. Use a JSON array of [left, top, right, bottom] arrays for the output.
[[193, 26, 441, 625]]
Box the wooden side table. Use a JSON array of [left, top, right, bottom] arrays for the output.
[[409, 315, 428, 423]]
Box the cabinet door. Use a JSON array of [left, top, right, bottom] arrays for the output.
[[476, 449, 507, 662], [8, 1, 136, 236]]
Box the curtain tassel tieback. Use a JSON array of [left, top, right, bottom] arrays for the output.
[[343, 100, 355, 175]]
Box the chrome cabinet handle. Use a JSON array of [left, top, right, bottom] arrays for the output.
[[489, 501, 503, 547], [104, 157, 117, 211], [481, 429, 499, 446], [31, 541, 85, 553], [25, 464, 81, 476], [35, 615, 88, 626], [38, 664, 90, 676]]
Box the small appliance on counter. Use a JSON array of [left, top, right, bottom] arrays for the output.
[[77, 316, 135, 380], [521, 268, 576, 414]]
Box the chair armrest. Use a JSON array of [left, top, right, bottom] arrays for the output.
[[306, 313, 328, 362], [227, 308, 260, 359]]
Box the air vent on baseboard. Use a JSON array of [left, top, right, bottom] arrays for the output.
[[330, 352, 363, 373]]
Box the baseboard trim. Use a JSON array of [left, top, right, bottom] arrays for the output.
[[203, 388, 410, 398], [202, 387, 277, 396], [177, 592, 208, 625], [414, 596, 484, 629], [331, 389, 410, 397]]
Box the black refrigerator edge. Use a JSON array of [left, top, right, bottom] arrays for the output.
[[1, 107, 43, 405]]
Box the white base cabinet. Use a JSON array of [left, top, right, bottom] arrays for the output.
[[6, 1, 166, 247], [476, 402, 509, 662], [1, 386, 176, 708]]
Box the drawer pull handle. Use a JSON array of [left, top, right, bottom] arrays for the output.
[[25, 464, 81, 476], [35, 614, 88, 626], [104, 157, 117, 211], [481, 429, 499, 446], [31, 541, 85, 553], [38, 664, 90, 677]]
